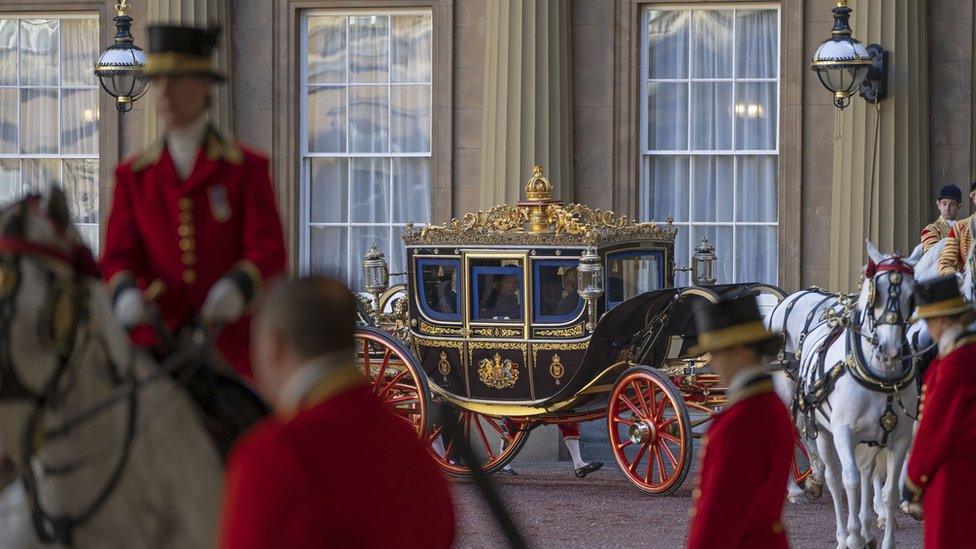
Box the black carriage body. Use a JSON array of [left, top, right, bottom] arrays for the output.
[[404, 237, 689, 415]]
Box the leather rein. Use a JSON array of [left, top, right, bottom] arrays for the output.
[[0, 199, 137, 547]]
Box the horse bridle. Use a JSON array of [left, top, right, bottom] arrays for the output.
[[0, 198, 137, 547], [863, 257, 915, 329]]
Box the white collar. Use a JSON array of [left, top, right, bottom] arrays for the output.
[[938, 324, 965, 356], [165, 114, 209, 178], [277, 350, 355, 413], [727, 365, 765, 402]]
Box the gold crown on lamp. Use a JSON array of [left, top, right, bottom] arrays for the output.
[[524, 165, 553, 202]]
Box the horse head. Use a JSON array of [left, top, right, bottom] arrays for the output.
[[860, 240, 923, 362], [0, 188, 113, 469]]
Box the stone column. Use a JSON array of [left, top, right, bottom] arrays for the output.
[[828, 0, 929, 291], [479, 0, 573, 208], [143, 0, 234, 143]]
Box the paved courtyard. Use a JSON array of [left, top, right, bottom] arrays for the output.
[[452, 462, 924, 549]]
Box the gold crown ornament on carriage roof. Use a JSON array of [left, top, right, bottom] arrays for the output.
[[403, 165, 677, 247]]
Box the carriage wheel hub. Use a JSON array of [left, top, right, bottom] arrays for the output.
[[629, 420, 655, 445]]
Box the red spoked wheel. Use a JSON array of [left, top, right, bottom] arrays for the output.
[[355, 327, 430, 437], [792, 431, 812, 484], [608, 366, 692, 495], [426, 410, 530, 476]]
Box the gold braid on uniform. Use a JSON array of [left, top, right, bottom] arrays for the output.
[[921, 218, 949, 252], [938, 217, 972, 275]]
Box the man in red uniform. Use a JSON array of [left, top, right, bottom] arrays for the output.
[[101, 25, 286, 377], [903, 275, 976, 548], [220, 276, 454, 548], [686, 295, 793, 549]]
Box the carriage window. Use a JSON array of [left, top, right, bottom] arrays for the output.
[[416, 258, 460, 321], [534, 259, 584, 323], [471, 259, 523, 322], [606, 250, 665, 308]]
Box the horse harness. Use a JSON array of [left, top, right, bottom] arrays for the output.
[[792, 257, 918, 449], [774, 288, 840, 379], [0, 198, 139, 547]]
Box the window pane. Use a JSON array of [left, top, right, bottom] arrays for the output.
[[691, 10, 733, 78], [307, 85, 346, 153], [735, 156, 778, 222], [389, 227, 406, 274], [348, 85, 389, 153], [736, 226, 777, 282], [61, 19, 98, 87], [307, 15, 346, 84], [349, 15, 389, 84], [646, 10, 688, 79], [21, 88, 58, 154], [391, 15, 431, 83], [673, 226, 690, 286], [0, 159, 21, 205], [392, 157, 430, 223], [690, 225, 732, 283], [309, 157, 348, 223], [0, 20, 17, 86], [349, 157, 390, 223], [736, 9, 778, 78], [309, 225, 348, 278], [61, 88, 98, 155], [418, 260, 460, 318], [20, 19, 58, 86], [390, 85, 430, 153], [642, 155, 689, 222], [691, 156, 733, 222], [63, 159, 98, 223], [735, 82, 777, 150], [471, 259, 523, 322], [646, 82, 687, 151], [349, 225, 390, 291], [0, 88, 17, 153], [690, 82, 732, 150], [22, 158, 60, 194]]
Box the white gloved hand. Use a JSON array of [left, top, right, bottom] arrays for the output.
[[201, 278, 246, 327], [115, 287, 148, 328]]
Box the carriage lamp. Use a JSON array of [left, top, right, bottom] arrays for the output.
[[94, 0, 150, 113], [691, 237, 717, 286], [363, 244, 390, 312], [811, 0, 887, 109], [577, 248, 604, 333]]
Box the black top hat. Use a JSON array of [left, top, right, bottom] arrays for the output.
[[938, 184, 962, 203], [690, 295, 779, 355], [141, 25, 224, 81], [913, 275, 973, 320]]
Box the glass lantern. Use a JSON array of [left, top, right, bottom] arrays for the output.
[[94, 0, 150, 113], [577, 248, 604, 332], [362, 244, 389, 312], [691, 237, 717, 286]]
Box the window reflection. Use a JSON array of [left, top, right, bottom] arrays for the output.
[[535, 260, 582, 322], [606, 251, 664, 307], [472, 260, 523, 322], [417, 259, 459, 321]]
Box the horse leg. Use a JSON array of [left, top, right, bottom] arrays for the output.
[[833, 426, 866, 548], [881, 442, 909, 549], [815, 431, 848, 549], [873, 451, 887, 529], [805, 441, 826, 499], [856, 449, 878, 548]]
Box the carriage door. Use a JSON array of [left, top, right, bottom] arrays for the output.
[[464, 252, 532, 400]]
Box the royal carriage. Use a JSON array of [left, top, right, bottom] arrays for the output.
[[355, 166, 807, 494]]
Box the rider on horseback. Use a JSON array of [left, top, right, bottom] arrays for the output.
[[101, 25, 286, 378], [920, 184, 961, 252], [937, 182, 976, 276]]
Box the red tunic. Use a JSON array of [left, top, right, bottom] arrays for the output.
[[219, 382, 455, 549], [101, 131, 286, 377], [906, 335, 976, 549], [688, 379, 793, 549]]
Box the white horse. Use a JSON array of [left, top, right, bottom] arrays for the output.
[[0, 191, 223, 548], [792, 241, 922, 549]]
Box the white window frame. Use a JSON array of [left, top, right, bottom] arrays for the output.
[[639, 3, 781, 284], [0, 12, 100, 248], [298, 8, 434, 285]]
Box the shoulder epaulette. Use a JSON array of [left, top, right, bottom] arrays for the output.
[[205, 127, 244, 166], [130, 139, 165, 172]]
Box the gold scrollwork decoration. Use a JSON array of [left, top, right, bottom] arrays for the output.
[[535, 324, 585, 338], [531, 341, 588, 364], [477, 353, 520, 389], [415, 337, 464, 350], [418, 321, 464, 337], [467, 341, 528, 366]]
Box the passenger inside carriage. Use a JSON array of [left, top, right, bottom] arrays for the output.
[[489, 275, 522, 319]]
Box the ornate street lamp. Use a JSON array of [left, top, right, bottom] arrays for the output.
[[577, 248, 604, 333], [811, 0, 887, 109], [691, 237, 717, 286], [94, 1, 149, 113]]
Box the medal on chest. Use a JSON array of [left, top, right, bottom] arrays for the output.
[[208, 184, 232, 223]]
